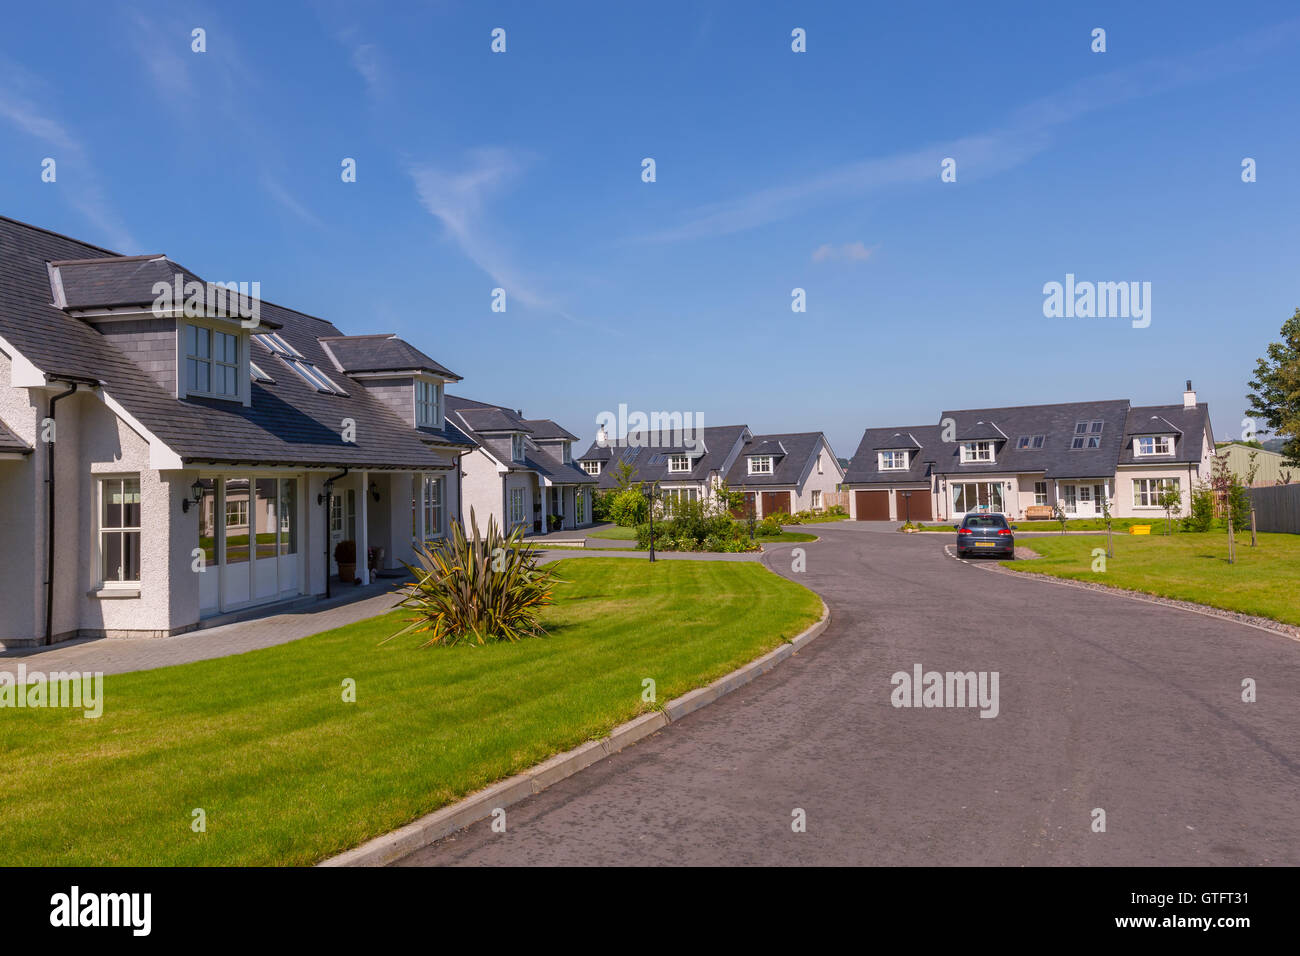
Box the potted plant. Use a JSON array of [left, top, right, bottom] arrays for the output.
[[334, 539, 357, 584], [548, 513, 562, 532]]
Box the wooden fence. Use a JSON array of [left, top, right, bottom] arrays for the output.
[[821, 492, 851, 513], [1246, 484, 1300, 534]]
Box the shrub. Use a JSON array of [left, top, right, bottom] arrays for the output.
[[1182, 485, 1215, 532], [767, 510, 792, 527], [333, 539, 356, 564], [591, 490, 612, 522], [607, 487, 648, 526], [756, 516, 782, 536], [825, 504, 847, 517], [384, 511, 562, 647]]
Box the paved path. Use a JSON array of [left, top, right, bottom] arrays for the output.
[[396, 521, 1300, 866], [0, 579, 407, 678]]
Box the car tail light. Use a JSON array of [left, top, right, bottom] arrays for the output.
[[958, 528, 973, 535], [997, 528, 1011, 536]]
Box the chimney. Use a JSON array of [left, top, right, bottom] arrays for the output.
[[1183, 380, 1196, 408]]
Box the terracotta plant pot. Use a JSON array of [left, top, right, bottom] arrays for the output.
[[338, 562, 356, 582]]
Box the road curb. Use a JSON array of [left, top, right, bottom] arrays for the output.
[[319, 597, 830, 867]]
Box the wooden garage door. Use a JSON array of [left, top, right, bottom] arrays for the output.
[[894, 489, 933, 522], [731, 492, 755, 519], [761, 491, 792, 517], [855, 490, 891, 520]]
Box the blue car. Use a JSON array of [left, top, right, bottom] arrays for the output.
[[955, 513, 1016, 558]]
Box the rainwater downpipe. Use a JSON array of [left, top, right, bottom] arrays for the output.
[[45, 378, 95, 645]]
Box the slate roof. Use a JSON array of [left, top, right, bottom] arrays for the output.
[[319, 334, 460, 380], [724, 432, 828, 488], [578, 425, 748, 490], [0, 416, 31, 454], [844, 425, 945, 484], [0, 215, 466, 469], [844, 398, 1211, 485], [521, 419, 578, 442], [52, 255, 203, 309], [1117, 404, 1210, 465], [446, 394, 593, 484]]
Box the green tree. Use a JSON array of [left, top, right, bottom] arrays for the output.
[[1156, 481, 1181, 536], [1246, 307, 1300, 469]]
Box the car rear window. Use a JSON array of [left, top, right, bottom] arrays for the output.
[[964, 515, 1007, 529]]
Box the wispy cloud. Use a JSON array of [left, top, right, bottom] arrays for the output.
[[409, 148, 596, 325], [0, 58, 138, 251], [812, 241, 877, 264], [349, 42, 387, 99], [259, 171, 325, 228], [639, 19, 1300, 245]]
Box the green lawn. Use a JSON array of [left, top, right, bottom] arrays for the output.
[[1004, 532, 1300, 626], [756, 531, 818, 543], [0, 559, 820, 866], [588, 525, 636, 540]]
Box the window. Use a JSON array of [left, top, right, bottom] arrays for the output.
[[1034, 481, 1048, 506], [225, 497, 249, 528], [1134, 477, 1180, 508], [186, 325, 239, 397], [1135, 436, 1173, 456], [748, 456, 773, 475], [253, 332, 345, 395], [509, 487, 526, 524], [879, 450, 909, 471], [817, 456, 824, 474], [1017, 435, 1045, 450], [960, 441, 993, 463], [423, 476, 444, 538], [811, 490, 823, 510], [100, 478, 141, 584], [951, 481, 1004, 514], [1071, 421, 1104, 449], [563, 442, 572, 464], [575, 489, 587, 524], [662, 487, 698, 508], [511, 434, 526, 462], [415, 380, 441, 427], [250, 362, 273, 383], [668, 455, 690, 473], [581, 460, 602, 476]]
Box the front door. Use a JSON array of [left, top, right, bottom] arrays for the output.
[[1077, 484, 1094, 516], [330, 488, 356, 577]]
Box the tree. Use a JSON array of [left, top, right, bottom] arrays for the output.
[[1246, 307, 1300, 469], [1052, 499, 1068, 535], [1156, 481, 1181, 536]]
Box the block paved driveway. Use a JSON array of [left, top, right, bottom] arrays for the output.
[[396, 521, 1300, 866]]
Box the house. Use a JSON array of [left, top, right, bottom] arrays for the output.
[[577, 425, 842, 517], [0, 216, 475, 647], [445, 395, 598, 535], [843, 383, 1214, 521], [722, 432, 844, 517], [1215, 442, 1294, 486]]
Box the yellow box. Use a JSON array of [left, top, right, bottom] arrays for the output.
[[1129, 525, 1151, 535]]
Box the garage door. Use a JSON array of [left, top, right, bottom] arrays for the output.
[[761, 491, 792, 517], [894, 489, 933, 522], [731, 492, 755, 519], [855, 490, 891, 520]]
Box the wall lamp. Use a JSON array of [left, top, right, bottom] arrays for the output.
[[181, 479, 204, 514], [317, 479, 334, 505], [369, 480, 381, 503]]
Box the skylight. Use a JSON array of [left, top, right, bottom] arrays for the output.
[[254, 333, 346, 395]]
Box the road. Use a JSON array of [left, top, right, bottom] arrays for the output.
[[395, 521, 1300, 866]]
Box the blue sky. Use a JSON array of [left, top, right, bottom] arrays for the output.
[[2, 1, 1298, 457]]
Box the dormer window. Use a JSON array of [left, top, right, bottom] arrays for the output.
[[879, 450, 909, 470], [668, 454, 690, 473], [960, 441, 994, 463], [581, 460, 601, 476], [1016, 435, 1045, 450], [185, 324, 240, 398], [748, 455, 773, 475], [512, 434, 526, 461], [1135, 435, 1173, 456], [415, 380, 441, 427]]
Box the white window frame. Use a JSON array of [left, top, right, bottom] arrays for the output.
[[562, 442, 572, 464], [748, 456, 773, 475], [511, 434, 526, 462], [98, 476, 142, 587], [581, 460, 601, 476], [960, 441, 994, 463], [184, 323, 242, 400], [1134, 435, 1173, 457], [509, 487, 526, 524], [1134, 477, 1180, 508], [878, 450, 909, 471], [419, 475, 444, 539], [811, 489, 822, 510], [1033, 481, 1048, 506], [668, 454, 691, 473], [415, 380, 442, 428], [575, 489, 587, 524]]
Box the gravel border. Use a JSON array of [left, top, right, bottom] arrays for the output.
[[946, 544, 1300, 643]]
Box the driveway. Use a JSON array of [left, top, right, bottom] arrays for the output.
[[395, 520, 1300, 866]]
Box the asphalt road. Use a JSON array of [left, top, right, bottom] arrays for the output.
[[395, 522, 1300, 866]]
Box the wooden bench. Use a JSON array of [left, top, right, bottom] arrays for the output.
[[1023, 505, 1055, 520]]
